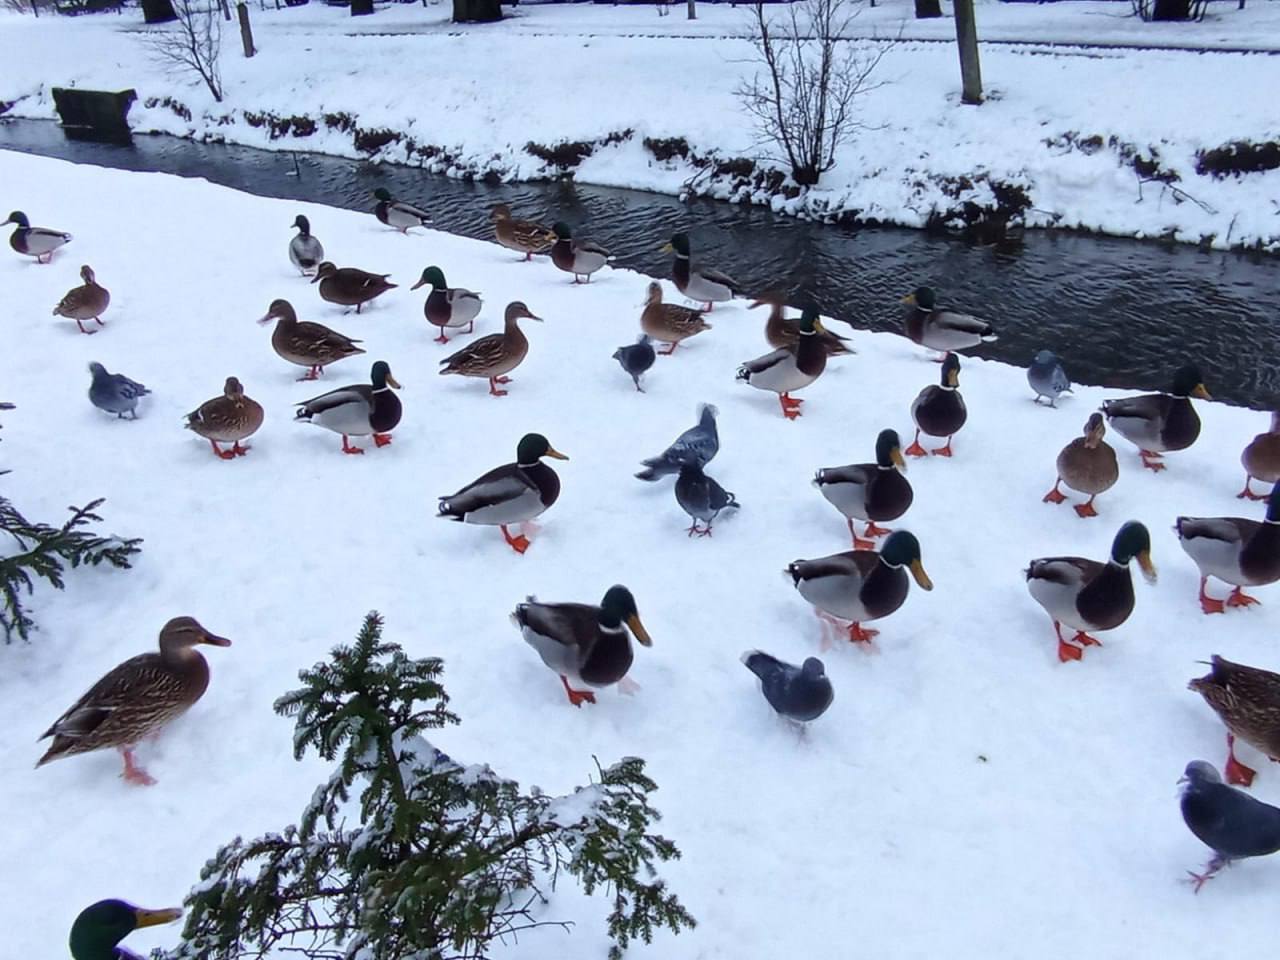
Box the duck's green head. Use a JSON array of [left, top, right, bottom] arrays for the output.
[[411, 265, 447, 292], [1171, 364, 1211, 400], [879, 531, 933, 590], [70, 900, 182, 960], [601, 584, 652, 646], [516, 433, 569, 465], [1111, 521, 1157, 582], [5, 211, 29, 228], [373, 187, 393, 202], [663, 232, 691, 256], [1266, 484, 1280, 523], [939, 351, 962, 388], [552, 221, 573, 239], [798, 307, 824, 334], [874, 428, 906, 471], [292, 214, 311, 234], [370, 360, 401, 390], [902, 286, 936, 310]]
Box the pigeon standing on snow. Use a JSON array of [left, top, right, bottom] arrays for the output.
[[635, 402, 718, 481], [289, 215, 324, 276], [741, 652, 833, 723], [1179, 759, 1280, 892], [87, 362, 149, 420], [613, 335, 656, 392], [675, 462, 738, 537], [1028, 350, 1072, 406]]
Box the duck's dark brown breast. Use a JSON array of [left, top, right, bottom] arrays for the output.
[[1075, 563, 1134, 630], [1160, 397, 1201, 451], [552, 239, 575, 272], [865, 470, 913, 522], [1240, 524, 1280, 585], [860, 561, 909, 619], [916, 389, 967, 438], [525, 461, 561, 508], [369, 389, 402, 433], [579, 630, 634, 685]]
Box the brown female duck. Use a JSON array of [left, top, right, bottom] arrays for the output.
[[184, 376, 265, 459], [52, 265, 110, 335], [36, 616, 231, 785], [490, 203, 556, 260], [751, 291, 852, 355], [1043, 412, 1118, 518], [1176, 484, 1280, 614], [1240, 412, 1280, 501], [312, 261, 396, 314], [1191, 655, 1280, 787], [1101, 364, 1211, 471], [438, 301, 541, 396], [259, 298, 365, 381], [640, 282, 711, 354]]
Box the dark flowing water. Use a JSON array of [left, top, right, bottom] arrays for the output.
[[2, 119, 1276, 408]]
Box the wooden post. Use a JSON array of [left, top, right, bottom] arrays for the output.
[[686, 0, 695, 17], [953, 0, 983, 105], [219, 0, 231, 19], [237, 2, 256, 57]]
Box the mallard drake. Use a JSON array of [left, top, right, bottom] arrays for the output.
[[438, 300, 541, 396], [663, 232, 742, 310], [751, 291, 852, 355], [438, 432, 568, 553], [1175, 484, 1280, 614], [1042, 412, 1118, 518], [905, 352, 967, 457], [259, 298, 365, 381], [551, 222, 613, 283], [36, 616, 231, 785], [52, 265, 110, 335], [1240, 411, 1280, 501], [411, 265, 482, 343], [901, 286, 997, 355], [373, 187, 431, 233], [71, 900, 183, 960], [513, 585, 651, 706], [490, 203, 556, 260], [289, 214, 324, 275], [814, 428, 913, 549], [736, 307, 828, 420], [1025, 520, 1156, 662], [295, 360, 402, 455], [1190, 655, 1280, 788], [4, 210, 71, 262], [640, 281, 711, 354], [786, 531, 932, 645], [1101, 364, 1211, 471], [184, 376, 265, 459], [312, 261, 396, 314]]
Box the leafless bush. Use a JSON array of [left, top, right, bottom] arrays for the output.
[[143, 0, 224, 102], [736, 0, 890, 187]]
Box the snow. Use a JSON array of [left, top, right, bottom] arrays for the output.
[[1, 149, 1279, 959], [1, 1, 1279, 249]]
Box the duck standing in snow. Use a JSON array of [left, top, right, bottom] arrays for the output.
[[184, 376, 264, 460], [313, 261, 396, 314], [513, 585, 651, 707], [87, 362, 149, 420], [814, 428, 913, 549], [289, 215, 324, 275], [551, 222, 613, 283], [751, 291, 852, 355], [69, 901, 183, 960], [640, 281, 711, 354], [294, 360, 402, 455], [786, 530, 933, 645], [1100, 364, 1210, 471], [52, 265, 110, 335], [635, 402, 719, 481], [1024, 520, 1156, 662], [438, 301, 541, 396], [905, 352, 967, 457], [411, 265, 482, 343], [741, 652, 833, 724], [663, 232, 742, 310], [4, 210, 71, 262], [1027, 349, 1071, 406], [675, 462, 739, 537], [1189, 655, 1280, 788], [901, 286, 997, 357], [259, 298, 365, 381], [1179, 760, 1280, 892], [438, 432, 568, 554], [613, 334, 656, 392], [736, 307, 828, 420], [1042, 412, 1118, 518], [372, 187, 431, 233], [1239, 411, 1280, 501], [490, 203, 556, 260], [36, 616, 231, 785], [1175, 485, 1280, 614]]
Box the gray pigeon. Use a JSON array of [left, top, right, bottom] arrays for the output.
[[613, 334, 656, 392], [741, 651, 833, 723], [635, 402, 718, 481], [675, 462, 738, 536], [289, 215, 324, 275], [1180, 759, 1280, 892], [1027, 350, 1072, 406], [87, 362, 149, 419]]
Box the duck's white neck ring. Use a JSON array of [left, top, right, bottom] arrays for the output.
[[674, 252, 690, 261], [939, 384, 958, 392], [600, 622, 626, 634], [373, 386, 392, 394], [880, 557, 904, 569], [799, 328, 816, 337], [876, 463, 894, 471], [517, 460, 540, 468], [1265, 517, 1279, 526]]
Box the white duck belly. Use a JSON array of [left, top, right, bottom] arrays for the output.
[[1026, 571, 1092, 632], [1178, 521, 1249, 584], [521, 625, 582, 679], [444, 290, 483, 328], [684, 273, 733, 304], [743, 350, 816, 394], [307, 395, 375, 437], [463, 483, 547, 526], [798, 572, 870, 622], [817, 473, 872, 520]]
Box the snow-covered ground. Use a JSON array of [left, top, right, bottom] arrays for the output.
[[2, 149, 1279, 958], [1, 1, 1278, 250]]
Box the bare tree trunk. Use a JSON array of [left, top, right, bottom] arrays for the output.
[[953, 0, 982, 104], [237, 2, 255, 56]]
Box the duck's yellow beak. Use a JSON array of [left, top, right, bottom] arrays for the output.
[[1137, 550, 1158, 584], [813, 319, 827, 333], [545, 446, 569, 461], [134, 907, 183, 929], [1192, 384, 1211, 400], [627, 614, 652, 647], [890, 447, 907, 471], [386, 373, 402, 390], [910, 559, 934, 591], [901, 292, 917, 305], [661, 242, 674, 253]]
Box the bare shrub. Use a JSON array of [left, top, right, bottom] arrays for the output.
[[143, 0, 224, 103]]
